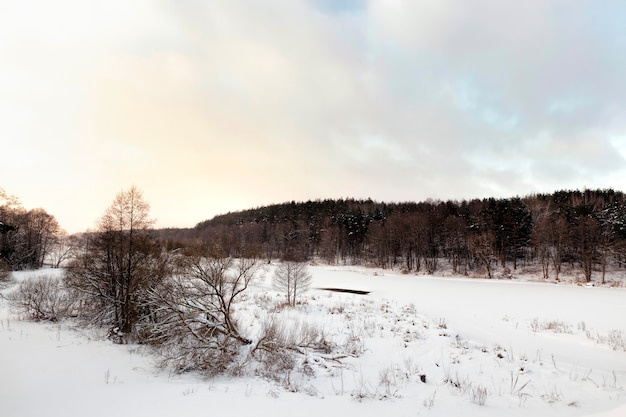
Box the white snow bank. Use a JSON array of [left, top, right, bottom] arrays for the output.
[[1, 265, 624, 417]]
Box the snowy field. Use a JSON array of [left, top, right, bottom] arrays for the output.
[[1, 265, 625, 417]]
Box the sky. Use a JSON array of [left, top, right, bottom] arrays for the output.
[[1, 0, 626, 233]]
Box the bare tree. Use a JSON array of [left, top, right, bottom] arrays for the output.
[[576, 215, 600, 282], [24, 208, 61, 268], [468, 232, 496, 279], [144, 251, 262, 375], [272, 261, 312, 306], [47, 231, 78, 268], [65, 186, 168, 339]]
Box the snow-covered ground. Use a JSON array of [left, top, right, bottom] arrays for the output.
[[1, 265, 625, 417]]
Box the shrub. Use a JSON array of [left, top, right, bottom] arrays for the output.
[[143, 256, 262, 376], [6, 275, 72, 321], [251, 315, 333, 381]]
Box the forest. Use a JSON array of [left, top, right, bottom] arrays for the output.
[[160, 188, 626, 283], [2, 187, 626, 283]]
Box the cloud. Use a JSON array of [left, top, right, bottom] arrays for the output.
[[1, 0, 625, 232], [365, 0, 626, 186]]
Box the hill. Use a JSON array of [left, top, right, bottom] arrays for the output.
[[158, 189, 626, 283]]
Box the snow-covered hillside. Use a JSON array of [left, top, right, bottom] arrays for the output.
[[1, 266, 625, 417]]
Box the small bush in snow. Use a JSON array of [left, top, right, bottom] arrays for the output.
[[472, 385, 488, 406], [541, 385, 562, 403], [530, 318, 572, 334], [607, 330, 625, 351], [252, 315, 333, 381], [6, 275, 72, 321]]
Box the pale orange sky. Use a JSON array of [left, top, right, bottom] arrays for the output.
[[2, 1, 625, 233]]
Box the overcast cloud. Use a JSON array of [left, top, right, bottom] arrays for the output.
[[1, 0, 625, 233]]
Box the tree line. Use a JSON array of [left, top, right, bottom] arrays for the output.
[[3, 186, 626, 283], [161, 189, 626, 283]]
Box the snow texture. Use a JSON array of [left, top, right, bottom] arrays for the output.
[[1, 265, 625, 417]]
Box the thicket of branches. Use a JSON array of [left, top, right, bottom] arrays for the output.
[[142, 251, 262, 375], [3, 186, 268, 375], [1, 188, 61, 271], [61, 186, 266, 377], [65, 186, 170, 339], [161, 189, 626, 282], [4, 274, 74, 321]]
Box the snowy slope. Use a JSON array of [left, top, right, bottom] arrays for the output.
[[1, 266, 625, 417]]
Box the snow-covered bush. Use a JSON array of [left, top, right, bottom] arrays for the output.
[[6, 274, 72, 321], [143, 256, 263, 376], [251, 315, 333, 381]]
